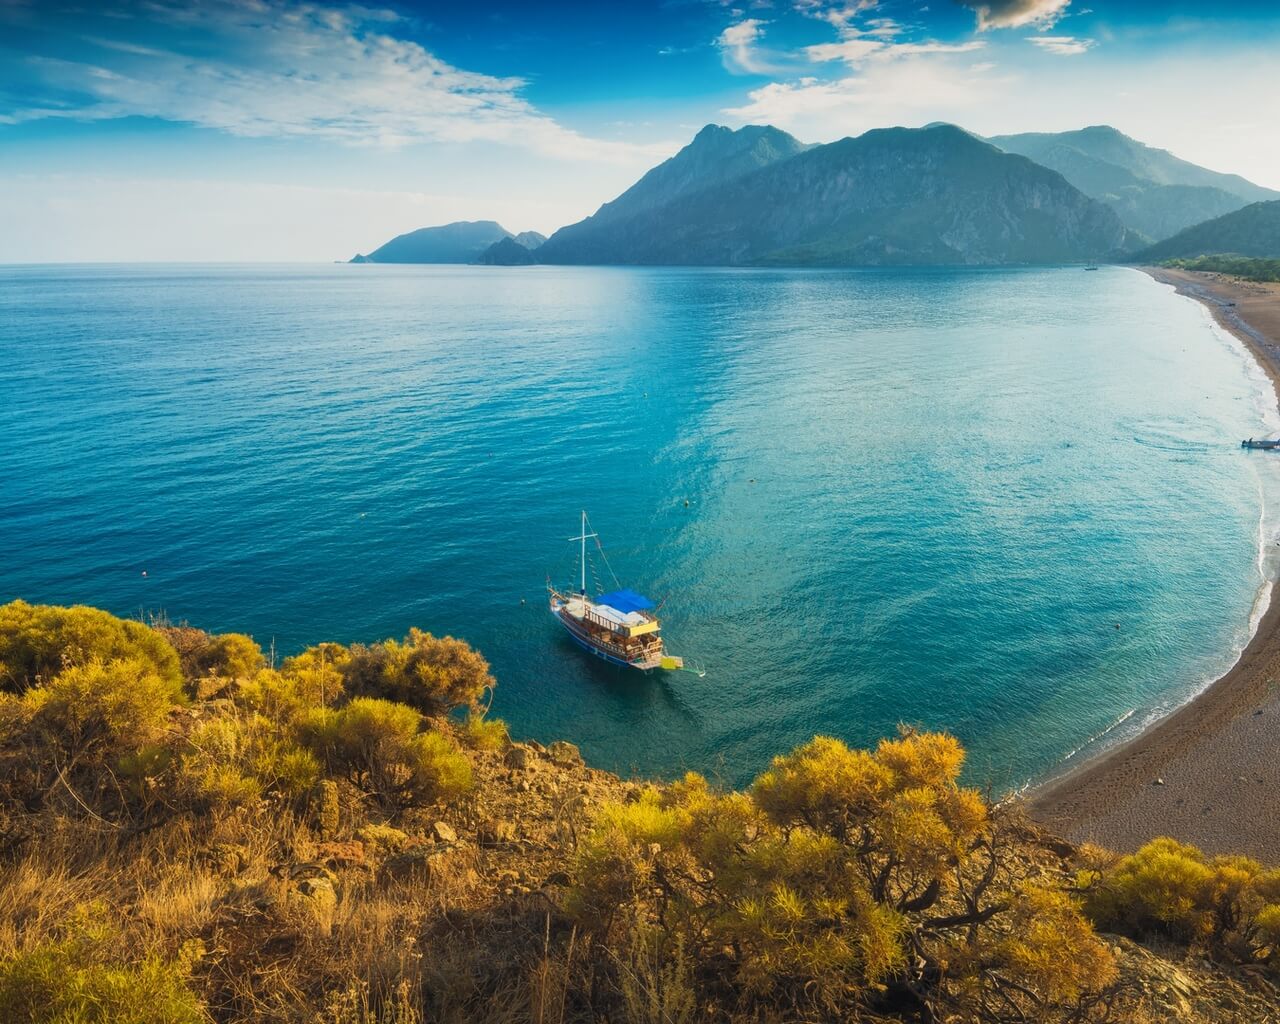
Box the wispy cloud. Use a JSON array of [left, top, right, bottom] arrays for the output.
[[724, 54, 1008, 137], [716, 18, 792, 74], [1028, 34, 1094, 55], [0, 0, 670, 163], [954, 0, 1072, 31], [808, 38, 986, 64]]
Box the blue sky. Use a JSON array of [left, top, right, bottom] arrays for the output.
[[1, 0, 1278, 260]]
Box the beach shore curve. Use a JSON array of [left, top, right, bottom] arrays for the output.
[[1028, 266, 1280, 861]]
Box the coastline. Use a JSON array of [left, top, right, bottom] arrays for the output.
[[1029, 267, 1280, 860]]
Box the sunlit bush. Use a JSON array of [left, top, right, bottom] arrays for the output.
[[0, 600, 182, 696], [571, 730, 1116, 1021], [1082, 837, 1280, 964], [159, 624, 264, 687], [462, 713, 510, 752], [301, 697, 471, 806], [343, 629, 493, 716], [22, 657, 180, 763], [0, 903, 206, 1024], [178, 712, 321, 811]]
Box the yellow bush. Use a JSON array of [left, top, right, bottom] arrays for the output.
[[159, 625, 263, 687], [1086, 837, 1280, 965], [0, 903, 206, 1023], [22, 657, 180, 762], [571, 732, 1115, 1021], [301, 698, 470, 806], [462, 714, 510, 752], [178, 712, 320, 810], [0, 600, 182, 695], [343, 629, 493, 716], [279, 642, 348, 706]]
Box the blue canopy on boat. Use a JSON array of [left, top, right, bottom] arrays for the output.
[[596, 588, 655, 613]]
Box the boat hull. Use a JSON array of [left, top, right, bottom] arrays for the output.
[[552, 604, 651, 670]]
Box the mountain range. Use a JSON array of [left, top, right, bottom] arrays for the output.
[[987, 126, 1278, 242], [350, 222, 545, 264], [1136, 200, 1280, 261], [537, 123, 1126, 266], [352, 122, 1277, 268]]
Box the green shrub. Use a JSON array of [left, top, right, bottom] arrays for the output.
[[570, 731, 1115, 1021], [22, 657, 181, 764], [343, 629, 493, 716], [462, 714, 510, 752], [178, 713, 320, 811], [1082, 837, 1280, 962], [0, 601, 182, 696], [159, 625, 264, 687], [0, 904, 206, 1023], [301, 698, 471, 806]]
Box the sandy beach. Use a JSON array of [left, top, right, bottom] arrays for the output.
[[1030, 267, 1280, 861]]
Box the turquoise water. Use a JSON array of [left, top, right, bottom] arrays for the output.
[[2, 263, 1277, 790]]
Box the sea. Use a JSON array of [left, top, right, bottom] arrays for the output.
[[3, 262, 1278, 791]]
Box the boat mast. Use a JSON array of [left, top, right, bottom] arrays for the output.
[[573, 510, 597, 597]]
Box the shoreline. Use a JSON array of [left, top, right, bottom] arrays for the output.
[[1028, 267, 1280, 860]]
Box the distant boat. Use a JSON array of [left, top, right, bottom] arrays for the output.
[[1084, 265, 1100, 271], [548, 511, 689, 672], [1242, 437, 1280, 450]]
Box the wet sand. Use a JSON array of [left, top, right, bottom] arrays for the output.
[[1029, 267, 1280, 861]]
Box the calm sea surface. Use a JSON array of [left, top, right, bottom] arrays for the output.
[[3, 263, 1278, 790]]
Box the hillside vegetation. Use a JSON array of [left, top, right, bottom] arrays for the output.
[[1157, 255, 1280, 283], [1137, 200, 1280, 262], [2, 601, 1279, 1023]]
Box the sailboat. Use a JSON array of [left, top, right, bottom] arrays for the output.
[[548, 511, 688, 672]]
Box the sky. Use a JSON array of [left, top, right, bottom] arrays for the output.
[[1, 0, 1278, 261]]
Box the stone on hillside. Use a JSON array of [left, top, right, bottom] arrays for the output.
[[356, 823, 411, 855], [432, 821, 458, 844], [548, 740, 584, 767], [315, 841, 366, 869], [504, 745, 533, 770]]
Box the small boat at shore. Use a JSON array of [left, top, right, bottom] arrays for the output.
[[1242, 437, 1280, 450], [548, 511, 693, 673]]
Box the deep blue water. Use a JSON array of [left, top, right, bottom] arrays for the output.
[[2, 263, 1277, 790]]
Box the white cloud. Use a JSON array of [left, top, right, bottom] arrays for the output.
[[807, 37, 985, 64], [0, 0, 669, 163], [955, 0, 1072, 30], [724, 53, 1008, 138], [716, 18, 787, 74], [1028, 35, 1094, 56]]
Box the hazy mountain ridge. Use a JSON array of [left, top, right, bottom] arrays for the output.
[[352, 222, 544, 264], [989, 126, 1278, 241], [539, 123, 1127, 266], [1137, 199, 1280, 261]]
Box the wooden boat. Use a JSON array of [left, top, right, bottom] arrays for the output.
[[548, 511, 688, 672]]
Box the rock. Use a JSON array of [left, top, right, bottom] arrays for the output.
[[504, 745, 533, 770], [432, 821, 458, 844], [478, 819, 517, 848], [1154, 778, 1165, 786], [276, 862, 338, 885], [547, 741, 584, 768], [315, 841, 366, 869], [356, 823, 411, 855], [316, 779, 340, 838], [544, 870, 571, 887], [287, 875, 337, 930]]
